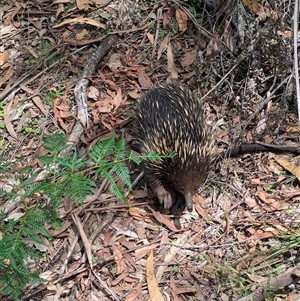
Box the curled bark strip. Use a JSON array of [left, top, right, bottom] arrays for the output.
[[60, 34, 119, 156], [237, 263, 300, 301]]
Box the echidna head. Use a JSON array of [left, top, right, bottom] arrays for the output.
[[170, 158, 212, 211]]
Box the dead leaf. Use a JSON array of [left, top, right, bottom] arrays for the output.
[[129, 207, 153, 223], [0, 50, 9, 65], [206, 36, 221, 57], [275, 155, 300, 180], [112, 243, 124, 274], [257, 191, 271, 204], [279, 188, 300, 199], [107, 53, 123, 70], [163, 7, 176, 28], [181, 47, 198, 67], [6, 212, 25, 221], [250, 230, 279, 240], [221, 19, 234, 52], [194, 202, 209, 221], [4, 99, 18, 140], [111, 270, 129, 286], [0, 25, 17, 37], [287, 292, 300, 301], [91, 0, 112, 6], [76, 28, 89, 40], [257, 191, 289, 211], [131, 190, 148, 198], [135, 244, 158, 260], [0, 63, 14, 87], [157, 36, 169, 60], [52, 17, 106, 29], [53, 0, 70, 3], [138, 71, 152, 89], [146, 32, 154, 44], [124, 282, 142, 301], [247, 273, 268, 283], [244, 197, 258, 208], [53, 98, 75, 131], [285, 125, 300, 133], [147, 206, 182, 232], [263, 134, 273, 144], [128, 90, 140, 99], [241, 0, 282, 21], [175, 8, 188, 33], [76, 0, 90, 10], [112, 89, 123, 110], [249, 178, 262, 185], [18, 84, 47, 116], [32, 96, 47, 116], [146, 251, 164, 301], [170, 275, 180, 301], [87, 86, 100, 100]]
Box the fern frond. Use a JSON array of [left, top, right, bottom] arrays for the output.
[[2, 219, 18, 234], [22, 228, 45, 245], [0, 132, 148, 299], [61, 174, 95, 204], [37, 155, 54, 165], [100, 169, 125, 201], [26, 211, 52, 239], [43, 133, 68, 154], [89, 135, 115, 165], [111, 162, 132, 190], [115, 135, 126, 152], [57, 151, 86, 173], [115, 135, 127, 161], [109, 181, 126, 201], [127, 150, 142, 165]]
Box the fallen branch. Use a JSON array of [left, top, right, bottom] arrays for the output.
[[60, 34, 119, 156]]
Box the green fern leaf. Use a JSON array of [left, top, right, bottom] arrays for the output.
[[109, 180, 126, 201], [111, 162, 132, 190], [57, 151, 86, 172], [37, 155, 54, 165], [127, 150, 142, 165], [43, 133, 68, 154], [100, 169, 125, 201], [89, 135, 115, 165], [62, 174, 95, 204]]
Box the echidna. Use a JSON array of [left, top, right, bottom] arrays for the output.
[[134, 81, 215, 212]]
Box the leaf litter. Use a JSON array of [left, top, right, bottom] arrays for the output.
[[1, 0, 300, 300]]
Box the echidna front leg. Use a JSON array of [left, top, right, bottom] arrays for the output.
[[152, 185, 173, 209]]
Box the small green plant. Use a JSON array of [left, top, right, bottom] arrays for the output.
[[43, 85, 65, 104], [111, 266, 117, 275], [147, 23, 155, 31], [159, 30, 165, 38], [39, 40, 52, 55], [23, 120, 42, 134], [25, 58, 37, 67], [141, 51, 147, 58], [0, 101, 6, 129], [168, 266, 179, 273], [0, 133, 175, 299], [231, 108, 238, 115]]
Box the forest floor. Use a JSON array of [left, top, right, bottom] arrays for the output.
[[1, 0, 300, 300]]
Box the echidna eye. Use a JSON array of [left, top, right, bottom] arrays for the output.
[[175, 181, 184, 193]]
